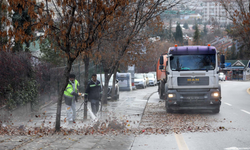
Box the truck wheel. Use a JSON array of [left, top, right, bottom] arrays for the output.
[[159, 81, 165, 100], [219, 85, 221, 99]]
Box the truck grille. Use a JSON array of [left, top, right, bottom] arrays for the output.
[[177, 89, 210, 92], [177, 77, 209, 86], [181, 94, 206, 100]]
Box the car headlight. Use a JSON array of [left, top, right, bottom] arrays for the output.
[[168, 93, 176, 98], [211, 92, 219, 97]]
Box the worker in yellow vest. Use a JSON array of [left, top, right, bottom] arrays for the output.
[[64, 74, 79, 123]]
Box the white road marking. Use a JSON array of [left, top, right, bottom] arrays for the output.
[[225, 147, 250, 150], [174, 133, 189, 150], [241, 109, 250, 115], [224, 102, 232, 106]]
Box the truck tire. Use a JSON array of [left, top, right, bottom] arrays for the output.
[[219, 85, 221, 99], [159, 80, 165, 100]]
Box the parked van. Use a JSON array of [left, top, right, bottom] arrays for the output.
[[127, 70, 136, 90], [116, 73, 132, 91]]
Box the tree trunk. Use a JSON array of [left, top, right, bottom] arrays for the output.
[[111, 64, 119, 100], [25, 41, 30, 52], [99, 70, 103, 111], [101, 71, 110, 105], [83, 55, 89, 120], [95, 64, 97, 74], [55, 59, 73, 132]]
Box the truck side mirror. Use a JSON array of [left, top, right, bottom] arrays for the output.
[[220, 54, 225, 64], [159, 65, 164, 70], [160, 55, 163, 65], [220, 54, 225, 68]]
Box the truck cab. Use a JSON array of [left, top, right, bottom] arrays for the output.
[[158, 45, 225, 113]]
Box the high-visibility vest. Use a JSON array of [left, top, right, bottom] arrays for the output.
[[64, 80, 79, 97]]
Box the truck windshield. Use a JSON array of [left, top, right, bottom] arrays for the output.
[[170, 54, 216, 71]]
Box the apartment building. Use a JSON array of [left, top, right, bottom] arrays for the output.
[[202, 0, 231, 25], [187, 0, 204, 13]]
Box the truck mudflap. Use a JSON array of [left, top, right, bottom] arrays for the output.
[[165, 88, 221, 113]]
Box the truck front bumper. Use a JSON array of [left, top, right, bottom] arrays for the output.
[[166, 88, 221, 110]]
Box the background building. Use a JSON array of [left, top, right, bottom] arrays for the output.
[[222, 60, 250, 80], [202, 0, 231, 25]]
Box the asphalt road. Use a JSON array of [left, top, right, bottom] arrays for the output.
[[1, 81, 250, 150], [131, 81, 250, 150]]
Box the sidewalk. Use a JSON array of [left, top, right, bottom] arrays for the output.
[[0, 86, 158, 150]]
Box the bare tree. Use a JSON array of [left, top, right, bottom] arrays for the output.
[[92, 0, 182, 105], [219, 0, 250, 57], [5, 0, 126, 132]]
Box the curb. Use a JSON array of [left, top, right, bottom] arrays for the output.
[[129, 91, 157, 150], [140, 91, 158, 119], [247, 88, 250, 95]]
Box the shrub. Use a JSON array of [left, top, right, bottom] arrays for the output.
[[0, 51, 38, 109]]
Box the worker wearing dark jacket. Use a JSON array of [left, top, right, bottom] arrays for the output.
[[84, 74, 102, 115]]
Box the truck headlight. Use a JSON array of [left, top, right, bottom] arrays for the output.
[[211, 92, 219, 97], [168, 93, 175, 98]]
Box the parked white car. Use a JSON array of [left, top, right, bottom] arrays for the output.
[[146, 73, 157, 86], [134, 73, 147, 88], [218, 72, 226, 81], [148, 71, 156, 77]]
